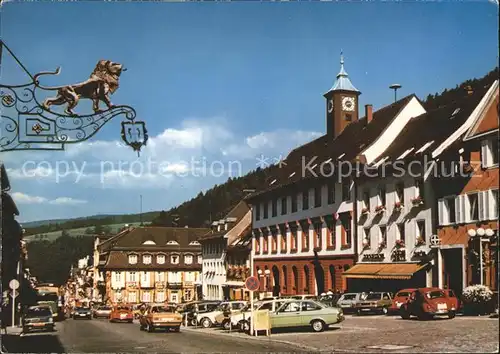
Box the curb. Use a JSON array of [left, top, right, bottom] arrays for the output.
[[181, 327, 320, 352]]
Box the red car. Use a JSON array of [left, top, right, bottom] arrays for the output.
[[400, 287, 458, 320], [109, 305, 134, 323], [388, 288, 416, 314]]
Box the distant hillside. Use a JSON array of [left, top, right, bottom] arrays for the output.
[[22, 214, 117, 228]]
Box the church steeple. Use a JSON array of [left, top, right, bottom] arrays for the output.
[[323, 52, 361, 138]]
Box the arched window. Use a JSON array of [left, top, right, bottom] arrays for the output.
[[282, 265, 288, 292], [304, 265, 310, 294], [292, 266, 298, 294], [329, 265, 336, 291]]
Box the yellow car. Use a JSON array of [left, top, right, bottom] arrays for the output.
[[139, 304, 182, 332]]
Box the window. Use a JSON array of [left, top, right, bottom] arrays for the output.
[[197, 255, 202, 264], [272, 199, 278, 217], [128, 272, 136, 282], [128, 292, 137, 303], [263, 202, 269, 219], [328, 183, 335, 204], [156, 291, 165, 303], [438, 196, 456, 225], [171, 255, 179, 264], [345, 113, 352, 122], [291, 228, 298, 250], [256, 204, 261, 221], [271, 229, 278, 252], [156, 272, 165, 282], [363, 228, 371, 247], [302, 190, 309, 210], [415, 178, 424, 198], [185, 272, 195, 282], [302, 227, 310, 250], [157, 255, 165, 265], [114, 272, 121, 282], [327, 220, 336, 248], [362, 190, 370, 210], [340, 213, 352, 246], [143, 255, 152, 264], [291, 194, 298, 213], [397, 224, 405, 244], [342, 180, 351, 201], [184, 255, 193, 265], [281, 197, 287, 215], [396, 183, 404, 203], [416, 220, 426, 243], [142, 291, 151, 303], [280, 231, 287, 252], [128, 255, 137, 265], [467, 193, 479, 221], [379, 226, 387, 246], [491, 189, 499, 220], [302, 301, 322, 311], [314, 186, 322, 208], [378, 186, 386, 206], [314, 223, 322, 249], [481, 138, 499, 168]]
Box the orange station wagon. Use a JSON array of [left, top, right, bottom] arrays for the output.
[[109, 304, 134, 323], [139, 304, 182, 332], [400, 287, 458, 320]]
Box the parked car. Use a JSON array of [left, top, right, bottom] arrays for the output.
[[235, 299, 287, 331], [287, 295, 318, 301], [109, 305, 134, 323], [444, 289, 461, 311], [198, 301, 247, 328], [93, 306, 112, 319], [23, 306, 55, 333], [182, 301, 220, 326], [355, 292, 393, 315], [400, 287, 457, 320], [139, 304, 182, 332], [388, 289, 416, 314], [336, 293, 364, 313], [73, 307, 92, 320]]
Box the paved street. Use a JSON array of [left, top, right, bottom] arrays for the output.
[[2, 314, 498, 353]]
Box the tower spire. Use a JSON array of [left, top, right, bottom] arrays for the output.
[[325, 51, 360, 94]]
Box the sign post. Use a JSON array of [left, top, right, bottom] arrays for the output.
[[245, 276, 260, 336], [9, 279, 20, 328]]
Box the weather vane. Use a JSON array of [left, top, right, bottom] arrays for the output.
[[0, 40, 148, 155]]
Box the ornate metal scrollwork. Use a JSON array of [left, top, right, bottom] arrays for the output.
[[0, 40, 147, 154]]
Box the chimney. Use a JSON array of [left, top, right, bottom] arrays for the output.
[[365, 104, 373, 124]]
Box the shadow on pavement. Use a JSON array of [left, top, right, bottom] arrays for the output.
[[2, 333, 66, 353]]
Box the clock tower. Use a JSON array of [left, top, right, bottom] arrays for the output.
[[324, 52, 361, 138]]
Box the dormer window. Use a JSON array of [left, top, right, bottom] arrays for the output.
[[157, 255, 165, 265], [302, 190, 309, 210], [167, 240, 179, 245], [128, 255, 137, 265], [189, 241, 200, 246], [184, 255, 193, 265], [171, 255, 179, 264], [481, 137, 499, 168], [142, 240, 156, 245], [143, 255, 152, 264], [272, 199, 278, 217], [263, 202, 269, 219]]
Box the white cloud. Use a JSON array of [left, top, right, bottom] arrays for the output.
[[12, 192, 47, 204], [11, 192, 87, 205]]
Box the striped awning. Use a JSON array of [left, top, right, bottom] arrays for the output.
[[342, 263, 428, 280], [223, 281, 245, 287]]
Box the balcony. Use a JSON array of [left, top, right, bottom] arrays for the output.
[[184, 281, 194, 287], [127, 281, 138, 288]]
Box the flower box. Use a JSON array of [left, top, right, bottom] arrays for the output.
[[378, 241, 386, 249], [394, 202, 404, 211], [411, 196, 424, 206], [395, 239, 405, 249], [375, 205, 386, 214], [415, 237, 425, 246], [362, 239, 370, 249], [361, 207, 370, 215]]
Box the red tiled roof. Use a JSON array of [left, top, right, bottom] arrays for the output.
[[199, 201, 250, 241]]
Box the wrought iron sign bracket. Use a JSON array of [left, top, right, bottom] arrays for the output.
[[0, 40, 148, 155]]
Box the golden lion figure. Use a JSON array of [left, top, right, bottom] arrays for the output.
[[33, 60, 126, 116]]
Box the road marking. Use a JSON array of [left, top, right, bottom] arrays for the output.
[[366, 345, 414, 350]]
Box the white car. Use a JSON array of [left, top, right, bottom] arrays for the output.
[[197, 301, 247, 328], [226, 299, 286, 331]]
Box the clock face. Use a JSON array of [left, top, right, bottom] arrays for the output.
[[327, 99, 334, 113], [342, 96, 355, 112]]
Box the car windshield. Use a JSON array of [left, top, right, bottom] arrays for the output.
[[78, 307, 90, 311], [397, 291, 411, 297], [342, 294, 356, 300], [365, 293, 382, 300], [426, 290, 446, 299], [99, 306, 111, 310], [27, 308, 52, 317], [152, 306, 176, 313], [117, 306, 130, 310]]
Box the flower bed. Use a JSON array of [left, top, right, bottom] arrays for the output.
[[462, 285, 494, 316]]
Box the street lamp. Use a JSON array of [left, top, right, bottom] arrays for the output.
[[0, 40, 148, 155]]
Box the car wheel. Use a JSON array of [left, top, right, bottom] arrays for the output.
[[238, 320, 249, 332], [311, 319, 325, 333], [382, 307, 388, 315], [356, 309, 362, 316], [201, 317, 212, 328], [222, 320, 231, 330], [448, 311, 456, 319], [147, 323, 154, 333], [190, 319, 197, 326], [400, 310, 410, 320]]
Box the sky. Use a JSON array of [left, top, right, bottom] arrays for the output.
[[1, 1, 498, 223]]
